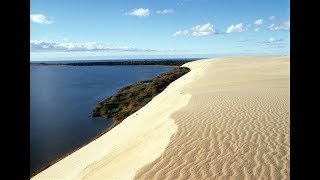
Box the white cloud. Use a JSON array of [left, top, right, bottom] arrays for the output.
[[173, 23, 218, 37], [190, 23, 217, 36], [225, 23, 247, 33], [267, 21, 290, 31], [173, 30, 189, 36], [156, 9, 174, 14], [30, 41, 160, 52], [128, 8, 150, 17], [269, 16, 276, 20], [246, 24, 252, 27], [254, 28, 259, 32], [254, 19, 263, 25], [30, 14, 53, 24]]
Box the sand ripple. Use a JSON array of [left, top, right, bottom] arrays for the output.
[[134, 56, 289, 180]]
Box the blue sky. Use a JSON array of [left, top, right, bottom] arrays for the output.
[[30, 0, 290, 61]]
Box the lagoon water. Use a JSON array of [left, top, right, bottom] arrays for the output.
[[30, 65, 172, 176]]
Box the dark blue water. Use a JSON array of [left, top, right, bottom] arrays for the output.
[[30, 65, 172, 176]]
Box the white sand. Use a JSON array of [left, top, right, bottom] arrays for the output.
[[32, 56, 290, 180]]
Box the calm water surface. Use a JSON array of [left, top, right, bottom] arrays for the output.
[[30, 65, 172, 176]]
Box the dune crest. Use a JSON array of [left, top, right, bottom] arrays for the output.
[[31, 57, 208, 180]]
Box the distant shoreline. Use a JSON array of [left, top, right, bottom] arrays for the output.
[[30, 59, 200, 67], [31, 64, 179, 68]]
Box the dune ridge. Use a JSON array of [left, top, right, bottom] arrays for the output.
[[31, 57, 208, 180], [134, 56, 290, 180]]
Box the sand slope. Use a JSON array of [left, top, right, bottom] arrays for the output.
[[31, 56, 207, 180], [32, 56, 289, 180], [135, 56, 290, 180]]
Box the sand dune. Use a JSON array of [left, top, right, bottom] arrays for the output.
[[32, 56, 289, 180], [135, 56, 290, 180]]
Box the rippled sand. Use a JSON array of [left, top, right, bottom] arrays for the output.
[[135, 56, 289, 180]]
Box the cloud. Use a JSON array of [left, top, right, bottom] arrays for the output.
[[173, 30, 189, 36], [173, 23, 218, 37], [254, 28, 259, 32], [190, 23, 217, 36], [254, 19, 263, 25], [156, 9, 174, 14], [30, 41, 162, 52], [30, 14, 53, 24], [268, 16, 276, 20], [128, 8, 150, 17], [225, 23, 247, 33], [267, 21, 290, 31]]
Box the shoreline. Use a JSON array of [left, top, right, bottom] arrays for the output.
[[30, 118, 120, 178], [31, 63, 197, 179], [29, 59, 198, 67], [30, 64, 179, 68], [91, 66, 190, 121], [31, 65, 188, 178], [30, 64, 185, 178], [30, 65, 186, 178]]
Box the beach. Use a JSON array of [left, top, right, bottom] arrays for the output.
[[32, 56, 290, 180]]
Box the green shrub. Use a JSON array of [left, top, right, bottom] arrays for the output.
[[92, 67, 190, 122]]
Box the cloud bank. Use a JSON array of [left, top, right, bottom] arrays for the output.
[[30, 41, 163, 52]]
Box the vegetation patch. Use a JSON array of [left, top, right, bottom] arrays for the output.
[[92, 67, 190, 121]]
